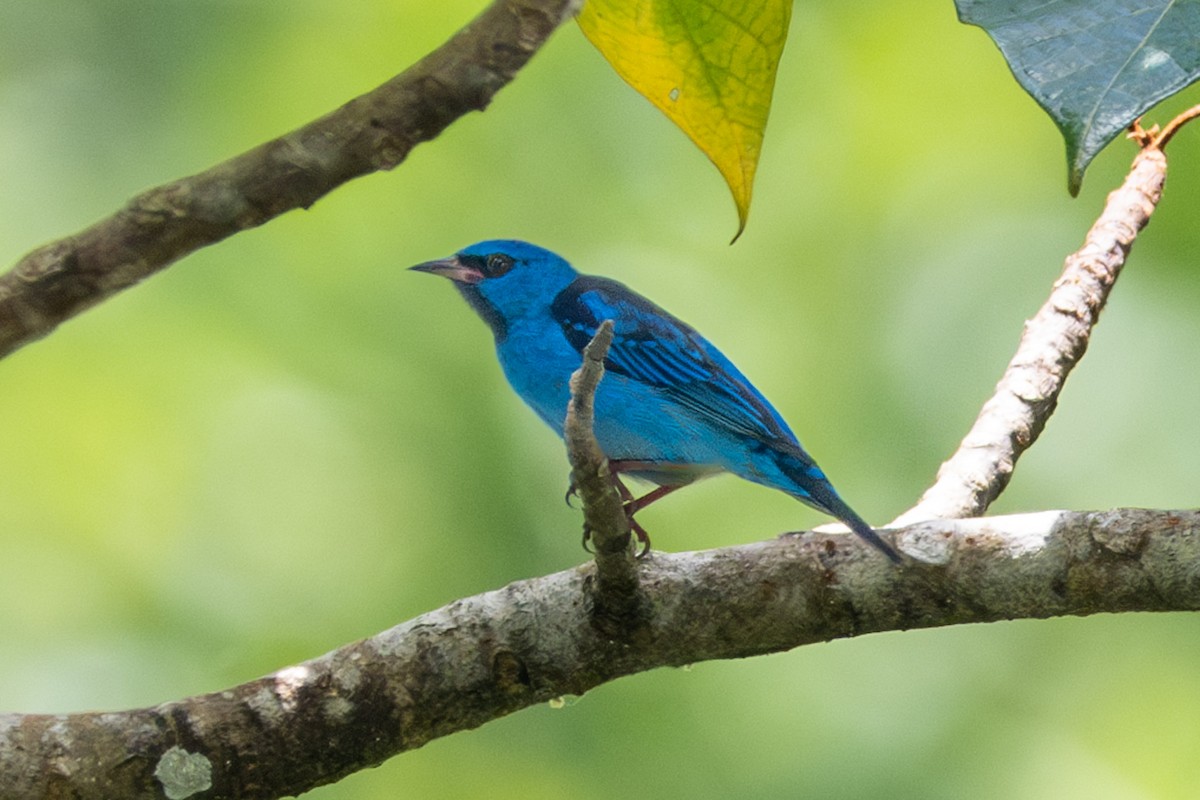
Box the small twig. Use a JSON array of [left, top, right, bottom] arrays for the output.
[[564, 321, 645, 630], [892, 143, 1167, 526], [1148, 103, 1200, 150], [564, 321, 625, 552]]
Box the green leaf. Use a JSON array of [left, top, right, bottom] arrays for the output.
[[577, 0, 792, 239], [958, 0, 1200, 194]]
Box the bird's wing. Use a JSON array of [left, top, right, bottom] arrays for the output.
[[551, 276, 796, 443]]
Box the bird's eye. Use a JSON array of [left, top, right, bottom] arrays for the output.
[[485, 254, 514, 276]]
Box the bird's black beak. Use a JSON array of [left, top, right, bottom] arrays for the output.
[[409, 255, 484, 285]]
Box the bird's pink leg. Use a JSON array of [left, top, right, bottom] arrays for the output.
[[572, 460, 693, 557], [622, 483, 683, 514], [609, 461, 691, 557]]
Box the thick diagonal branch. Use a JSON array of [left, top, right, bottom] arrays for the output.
[[0, 0, 577, 359], [2, 509, 1198, 798], [892, 146, 1166, 526]]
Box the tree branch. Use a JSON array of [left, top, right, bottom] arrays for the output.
[[0, 0, 578, 359], [891, 144, 1167, 526], [563, 320, 647, 632], [2, 509, 1197, 798], [564, 320, 627, 555], [4, 0, 1199, 790]]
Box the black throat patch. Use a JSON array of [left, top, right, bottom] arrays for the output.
[[456, 284, 508, 343]]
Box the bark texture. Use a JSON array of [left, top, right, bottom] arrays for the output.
[[2, 509, 1197, 799]]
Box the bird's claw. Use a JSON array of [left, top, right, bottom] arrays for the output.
[[576, 472, 659, 557], [580, 509, 651, 558], [628, 515, 651, 558]]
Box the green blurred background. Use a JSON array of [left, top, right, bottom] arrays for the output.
[[3, 1, 1200, 797]]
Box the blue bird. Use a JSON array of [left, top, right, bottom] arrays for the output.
[[411, 240, 900, 563]]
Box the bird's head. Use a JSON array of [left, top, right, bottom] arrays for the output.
[[410, 240, 579, 338]]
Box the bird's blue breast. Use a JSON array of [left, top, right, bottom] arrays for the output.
[[493, 315, 578, 434]]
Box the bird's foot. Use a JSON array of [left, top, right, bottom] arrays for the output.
[[627, 515, 652, 558], [581, 517, 650, 558], [572, 469, 659, 558]]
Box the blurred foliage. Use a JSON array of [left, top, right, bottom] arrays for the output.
[[2, 1, 1200, 798], [578, 0, 792, 237]]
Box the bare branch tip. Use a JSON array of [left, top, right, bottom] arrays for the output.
[[583, 319, 614, 362], [1127, 117, 1158, 148], [1133, 104, 1200, 152]]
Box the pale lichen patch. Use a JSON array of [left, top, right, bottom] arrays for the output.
[[997, 511, 1065, 557], [154, 746, 213, 800], [274, 665, 312, 712], [323, 695, 355, 723]]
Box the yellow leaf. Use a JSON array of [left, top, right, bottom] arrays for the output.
[[577, 0, 791, 240]]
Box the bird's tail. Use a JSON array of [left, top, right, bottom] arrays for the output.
[[771, 446, 902, 564]]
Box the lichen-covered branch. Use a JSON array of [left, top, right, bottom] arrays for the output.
[[563, 320, 645, 631], [0, 0, 578, 359], [565, 321, 627, 553], [892, 144, 1167, 526], [2, 508, 1197, 798]]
